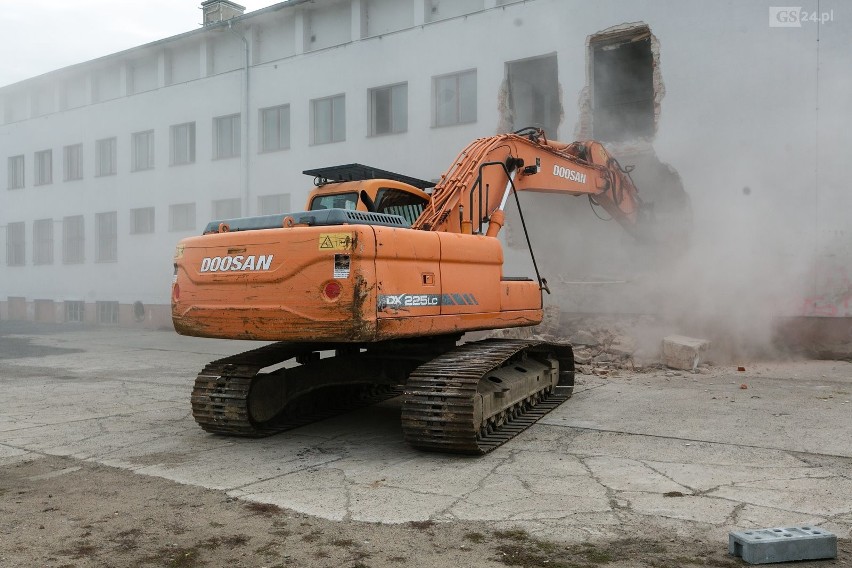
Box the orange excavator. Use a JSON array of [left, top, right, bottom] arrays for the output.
[[172, 128, 647, 454]]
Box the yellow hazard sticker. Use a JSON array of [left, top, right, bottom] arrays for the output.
[[318, 233, 354, 250], [173, 244, 185, 260]]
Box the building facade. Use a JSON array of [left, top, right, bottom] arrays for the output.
[[1, 0, 849, 329]]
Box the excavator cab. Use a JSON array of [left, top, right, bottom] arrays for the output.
[[304, 163, 431, 218]]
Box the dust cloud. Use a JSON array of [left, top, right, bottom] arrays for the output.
[[499, 25, 835, 365], [503, 153, 813, 364]]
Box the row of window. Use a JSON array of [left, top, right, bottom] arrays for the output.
[[7, 121, 195, 189], [5, 70, 477, 190], [5, 299, 116, 324], [6, 214, 113, 265], [4, 194, 290, 266]]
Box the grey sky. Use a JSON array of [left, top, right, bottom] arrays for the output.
[[0, 0, 281, 88]]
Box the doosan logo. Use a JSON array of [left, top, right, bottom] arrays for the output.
[[553, 165, 587, 184], [200, 255, 274, 272]]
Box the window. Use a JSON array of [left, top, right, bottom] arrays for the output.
[[96, 137, 117, 176], [369, 83, 407, 136], [131, 130, 155, 171], [433, 69, 477, 127], [212, 198, 241, 220], [169, 203, 196, 232], [6, 222, 25, 266], [33, 218, 53, 265], [8, 155, 24, 189], [34, 150, 52, 185], [130, 207, 155, 234], [258, 194, 291, 215], [259, 105, 290, 152], [505, 54, 561, 138], [65, 301, 85, 323], [375, 188, 429, 225], [309, 192, 358, 211], [63, 215, 84, 264], [311, 94, 345, 145], [214, 114, 240, 159], [96, 301, 119, 325], [170, 122, 196, 165], [96, 211, 117, 262], [63, 144, 83, 181]]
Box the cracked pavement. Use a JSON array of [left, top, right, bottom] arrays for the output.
[[0, 324, 850, 544]]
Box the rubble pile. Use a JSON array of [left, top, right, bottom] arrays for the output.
[[487, 309, 669, 376]]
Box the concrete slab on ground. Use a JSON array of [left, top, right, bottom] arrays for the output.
[[0, 324, 850, 544]]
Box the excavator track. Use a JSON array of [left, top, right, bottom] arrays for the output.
[[191, 337, 573, 453], [191, 341, 400, 437], [401, 339, 574, 454]]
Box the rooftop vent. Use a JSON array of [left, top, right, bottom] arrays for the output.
[[201, 0, 246, 25]]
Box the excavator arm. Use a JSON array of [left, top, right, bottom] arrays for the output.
[[412, 128, 648, 242]]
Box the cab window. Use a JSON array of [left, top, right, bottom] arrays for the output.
[[375, 188, 428, 225], [309, 192, 358, 211]]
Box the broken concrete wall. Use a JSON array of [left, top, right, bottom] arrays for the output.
[[574, 23, 665, 142]]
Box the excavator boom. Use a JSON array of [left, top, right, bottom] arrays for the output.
[[414, 129, 646, 241]]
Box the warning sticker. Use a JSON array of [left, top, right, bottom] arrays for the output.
[[319, 233, 354, 250], [334, 254, 351, 279]]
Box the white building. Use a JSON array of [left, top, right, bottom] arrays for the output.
[[1, 0, 849, 331]]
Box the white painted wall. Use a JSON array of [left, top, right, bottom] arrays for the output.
[[254, 15, 297, 63], [168, 42, 202, 85], [129, 56, 159, 94], [63, 75, 89, 110], [92, 66, 121, 102], [364, 0, 413, 37], [425, 0, 484, 23], [0, 0, 848, 313], [305, 0, 352, 52]]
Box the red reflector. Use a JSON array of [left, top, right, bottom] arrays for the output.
[[323, 281, 341, 300], [173, 283, 180, 301]]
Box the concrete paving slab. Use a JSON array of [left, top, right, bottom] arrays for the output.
[[583, 456, 689, 493], [0, 325, 850, 545], [541, 371, 852, 457], [623, 492, 738, 525], [709, 476, 852, 517], [231, 467, 351, 521], [0, 444, 29, 460], [642, 460, 834, 493], [494, 449, 589, 478], [349, 484, 460, 523], [450, 486, 610, 522]]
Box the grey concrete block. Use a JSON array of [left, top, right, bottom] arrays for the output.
[[729, 526, 837, 564], [662, 335, 710, 370]]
